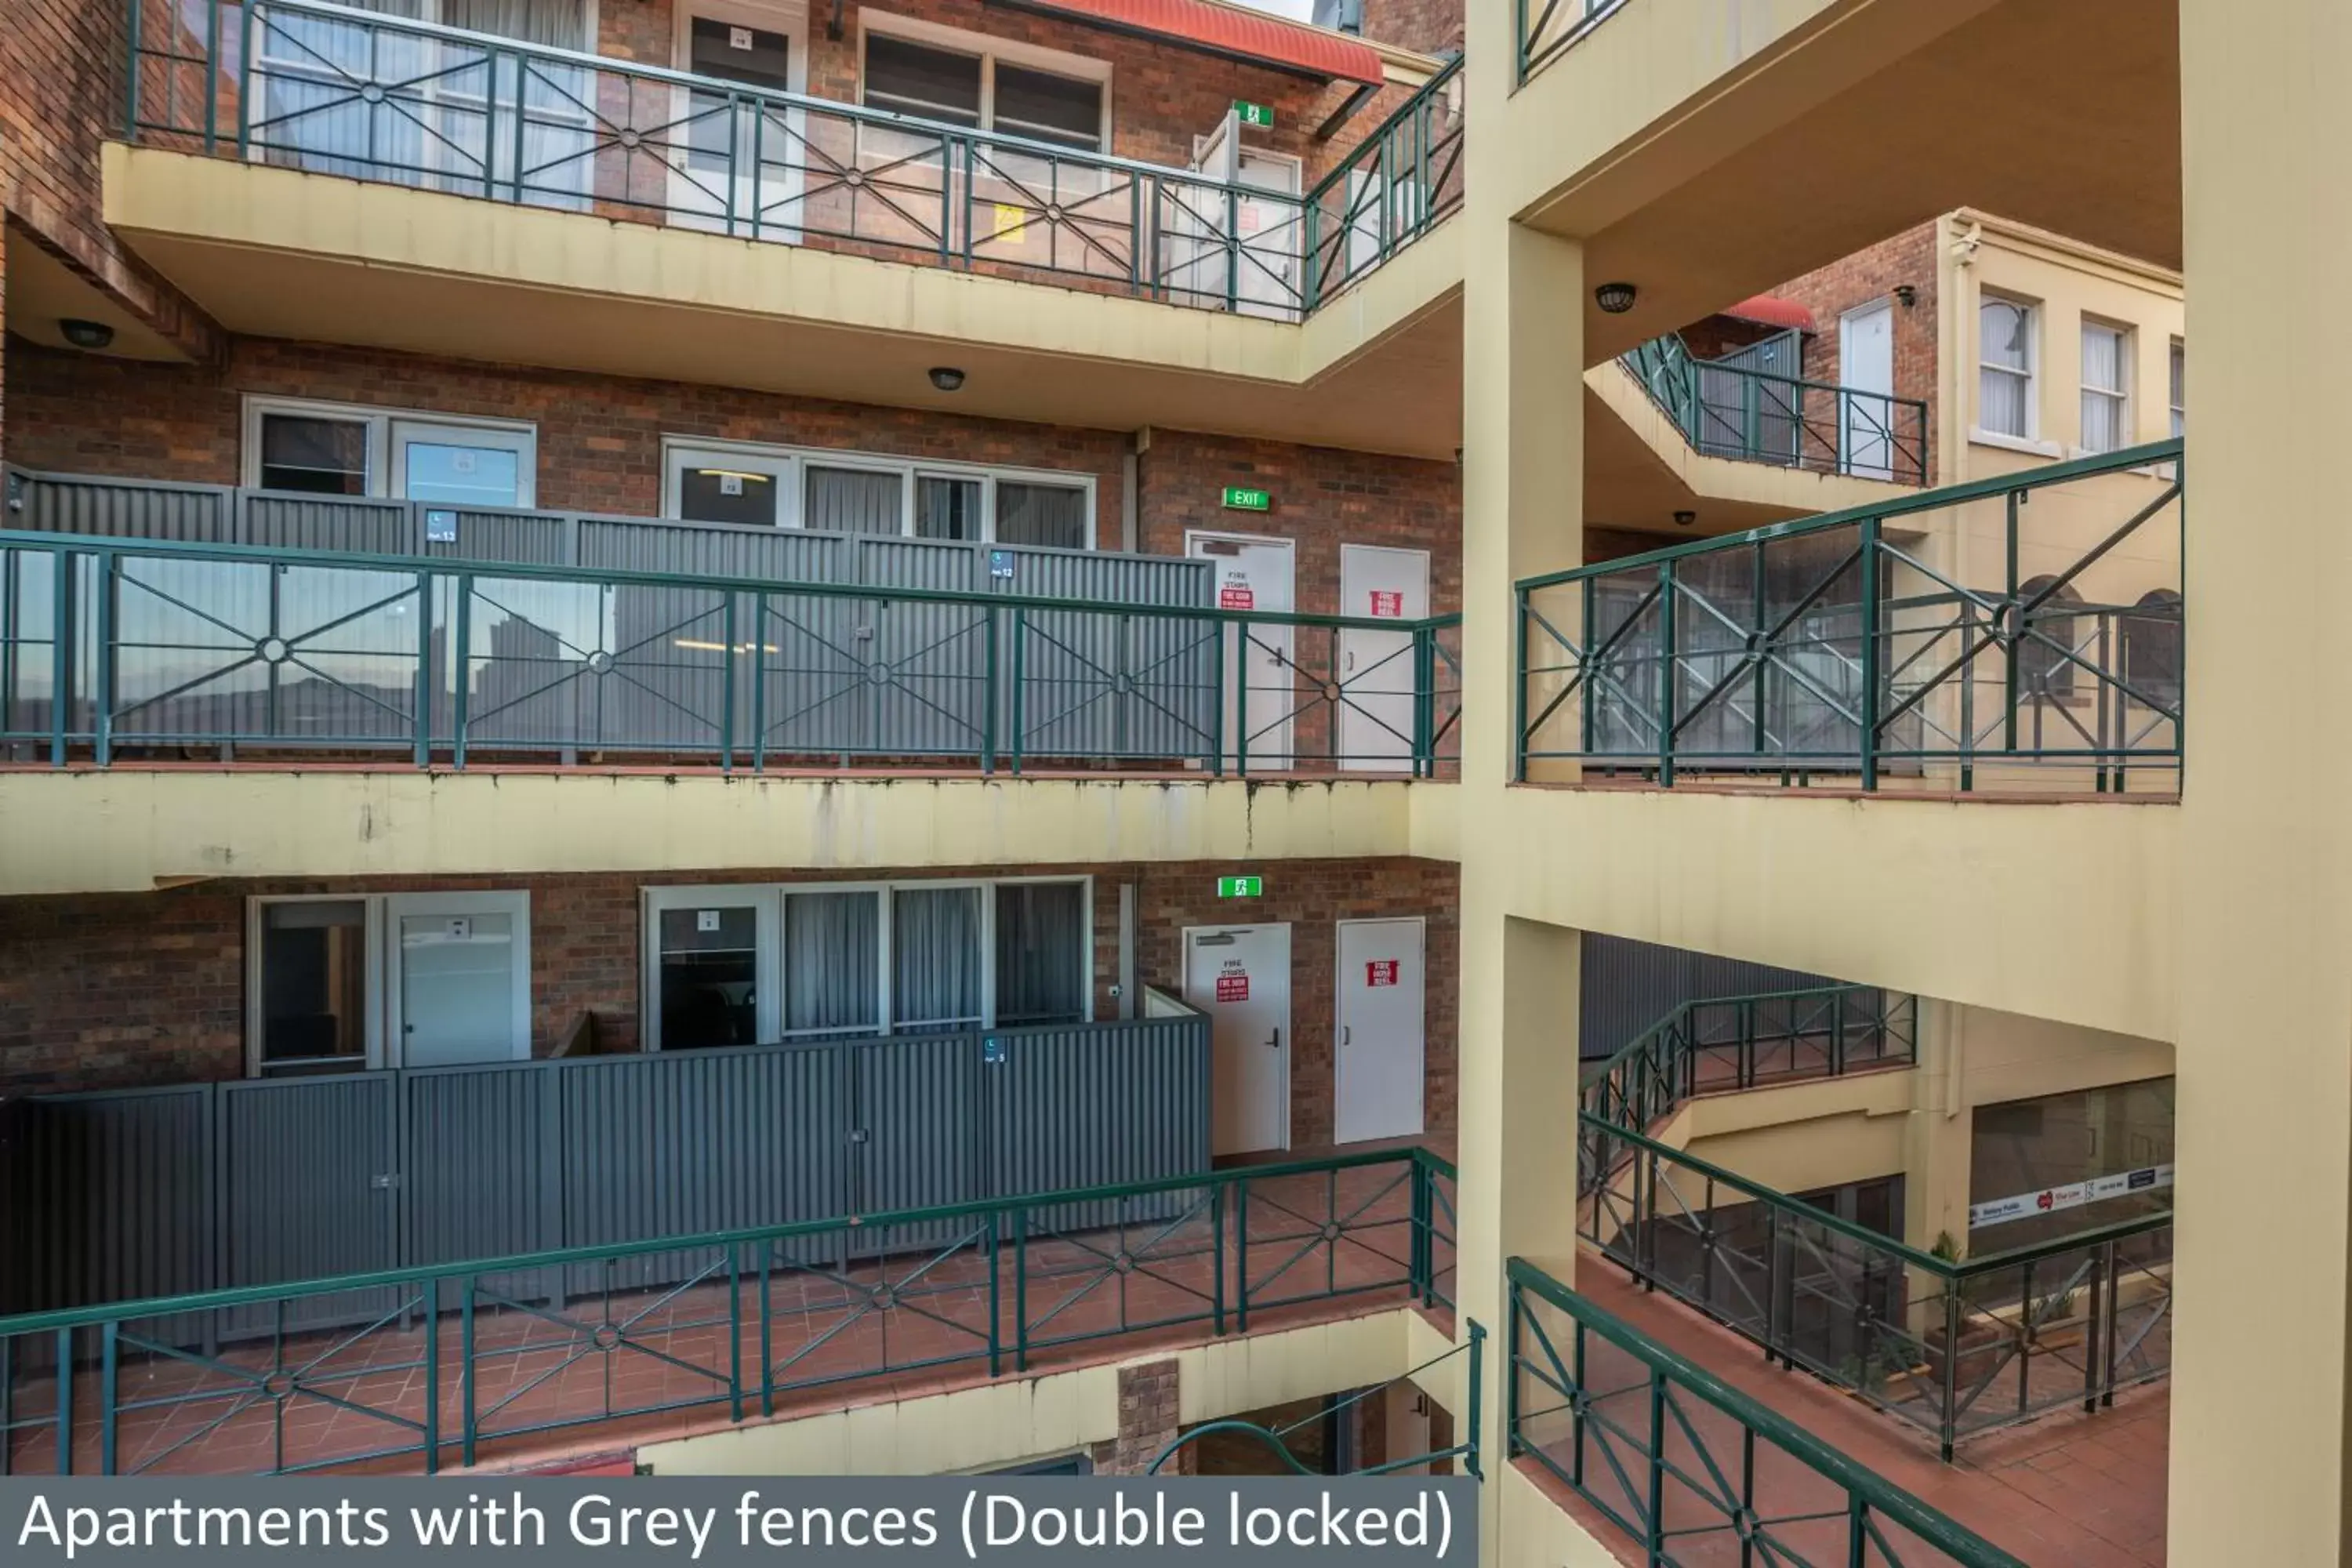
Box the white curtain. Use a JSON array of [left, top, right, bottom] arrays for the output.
[[892, 887, 984, 1033], [1979, 299, 2031, 437], [805, 467, 907, 535], [993, 884, 1086, 1026], [782, 891, 881, 1037], [2080, 325, 2126, 453]]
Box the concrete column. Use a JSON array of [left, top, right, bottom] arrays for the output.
[[2173, 2, 2352, 1561], [1900, 999, 1971, 1255]]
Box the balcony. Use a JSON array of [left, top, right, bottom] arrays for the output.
[[107, 2, 1466, 455], [0, 1104, 1460, 1475], [0, 470, 1461, 779], [1519, 440, 2183, 795], [1620, 332, 1929, 487]]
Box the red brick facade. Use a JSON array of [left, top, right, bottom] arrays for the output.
[[0, 857, 1458, 1149], [1756, 222, 1942, 482]]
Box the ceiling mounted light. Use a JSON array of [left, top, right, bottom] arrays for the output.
[[1674, 510, 1697, 528], [928, 366, 967, 392], [60, 318, 115, 350], [1593, 282, 1638, 315]]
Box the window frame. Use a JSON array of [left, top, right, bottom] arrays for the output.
[[640, 874, 1094, 1051], [245, 889, 534, 1076], [241, 395, 540, 506], [856, 10, 1112, 154], [2168, 339, 2186, 439], [2077, 316, 2133, 456], [1973, 292, 2040, 445], [660, 434, 1098, 548]]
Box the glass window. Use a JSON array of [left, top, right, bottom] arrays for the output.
[[915, 474, 983, 540], [994, 481, 1087, 549], [401, 442, 523, 508], [256, 900, 370, 1073], [1969, 1077, 2174, 1252], [893, 886, 985, 1033], [657, 904, 760, 1050], [994, 882, 1087, 1025], [259, 414, 370, 494], [2169, 340, 2185, 438], [803, 465, 906, 534], [2123, 588, 2183, 709], [1977, 297, 2034, 438], [679, 465, 783, 527], [993, 63, 1102, 150], [2079, 320, 2129, 454], [862, 34, 982, 125], [781, 890, 881, 1038]]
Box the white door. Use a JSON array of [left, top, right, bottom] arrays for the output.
[[390, 420, 535, 509], [1840, 300, 1896, 479], [672, 6, 804, 238], [1188, 531, 1295, 769], [1184, 924, 1290, 1156], [386, 891, 532, 1068], [1335, 918, 1425, 1143], [1338, 544, 1431, 771], [1234, 149, 1304, 321]]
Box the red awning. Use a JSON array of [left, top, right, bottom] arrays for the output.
[[1001, 0, 1388, 84], [1722, 295, 1817, 332]]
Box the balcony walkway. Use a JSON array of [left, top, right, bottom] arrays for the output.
[[1547, 1261, 2168, 1567], [3, 1160, 1454, 1479]]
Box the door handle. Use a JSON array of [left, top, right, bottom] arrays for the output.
[[1264, 1029, 1281, 1049], [1342, 1025, 1352, 1047]]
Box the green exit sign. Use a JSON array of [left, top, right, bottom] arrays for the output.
[[1221, 486, 1272, 512], [1235, 100, 1274, 129], [1218, 875, 1264, 898]]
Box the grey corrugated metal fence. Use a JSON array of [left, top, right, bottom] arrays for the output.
[[0, 1011, 1210, 1324]]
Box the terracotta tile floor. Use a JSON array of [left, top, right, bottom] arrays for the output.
[[4, 1163, 1454, 1478], [1518, 1262, 2168, 1567]]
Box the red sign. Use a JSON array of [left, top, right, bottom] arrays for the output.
[[1220, 586, 1255, 610], [1216, 972, 1250, 1003], [1368, 590, 1404, 619], [1365, 960, 1400, 987]]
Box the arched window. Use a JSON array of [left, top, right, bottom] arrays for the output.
[[2015, 575, 2084, 701], [2122, 589, 2183, 710]]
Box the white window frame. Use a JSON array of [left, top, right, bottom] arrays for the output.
[[659, 434, 1098, 547], [1972, 293, 2045, 449], [857, 10, 1112, 153], [245, 889, 534, 1076], [241, 395, 539, 506], [641, 875, 1094, 1051], [2076, 317, 2133, 456]]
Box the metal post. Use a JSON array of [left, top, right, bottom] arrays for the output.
[[238, 0, 257, 156], [1012, 1207, 1029, 1373], [1643, 1368, 1667, 1566], [986, 1211, 1003, 1378], [728, 1246, 744, 1422], [55, 1329, 72, 1475], [51, 551, 72, 767], [460, 1279, 477, 1468], [758, 1243, 775, 1417], [1656, 560, 1676, 786], [981, 608, 997, 775], [1464, 1319, 1485, 1480], [1009, 607, 1025, 775], [1857, 517, 1882, 789], [452, 573, 473, 768], [1939, 1283, 1961, 1462], [1236, 1177, 1251, 1332], [2003, 489, 2021, 754], [93, 553, 113, 767], [751, 592, 768, 774], [99, 1322, 118, 1475], [1211, 1184, 1227, 1334], [423, 1276, 440, 1474], [720, 593, 737, 773], [413, 571, 434, 767]]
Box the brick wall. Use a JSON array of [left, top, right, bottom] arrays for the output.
[[604, 0, 1415, 187], [0, 858, 1460, 1149], [1092, 1359, 1189, 1475], [1359, 0, 1462, 60], [1134, 857, 1458, 1147], [6, 336, 1130, 533], [1136, 429, 1461, 618], [1762, 223, 1942, 481]]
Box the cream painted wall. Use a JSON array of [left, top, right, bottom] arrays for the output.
[[0, 771, 1453, 895], [637, 1311, 1450, 1478]]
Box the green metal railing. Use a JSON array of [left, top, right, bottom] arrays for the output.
[[1622, 332, 1930, 485], [1508, 1260, 2028, 1567], [0, 524, 1461, 775], [1301, 57, 1463, 309], [1581, 1120, 2172, 1458], [0, 1145, 1459, 1476], [126, 0, 1461, 320], [1516, 439, 2185, 791], [1148, 1321, 1482, 1476], [1578, 984, 1916, 1192], [1516, 0, 1628, 85]]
